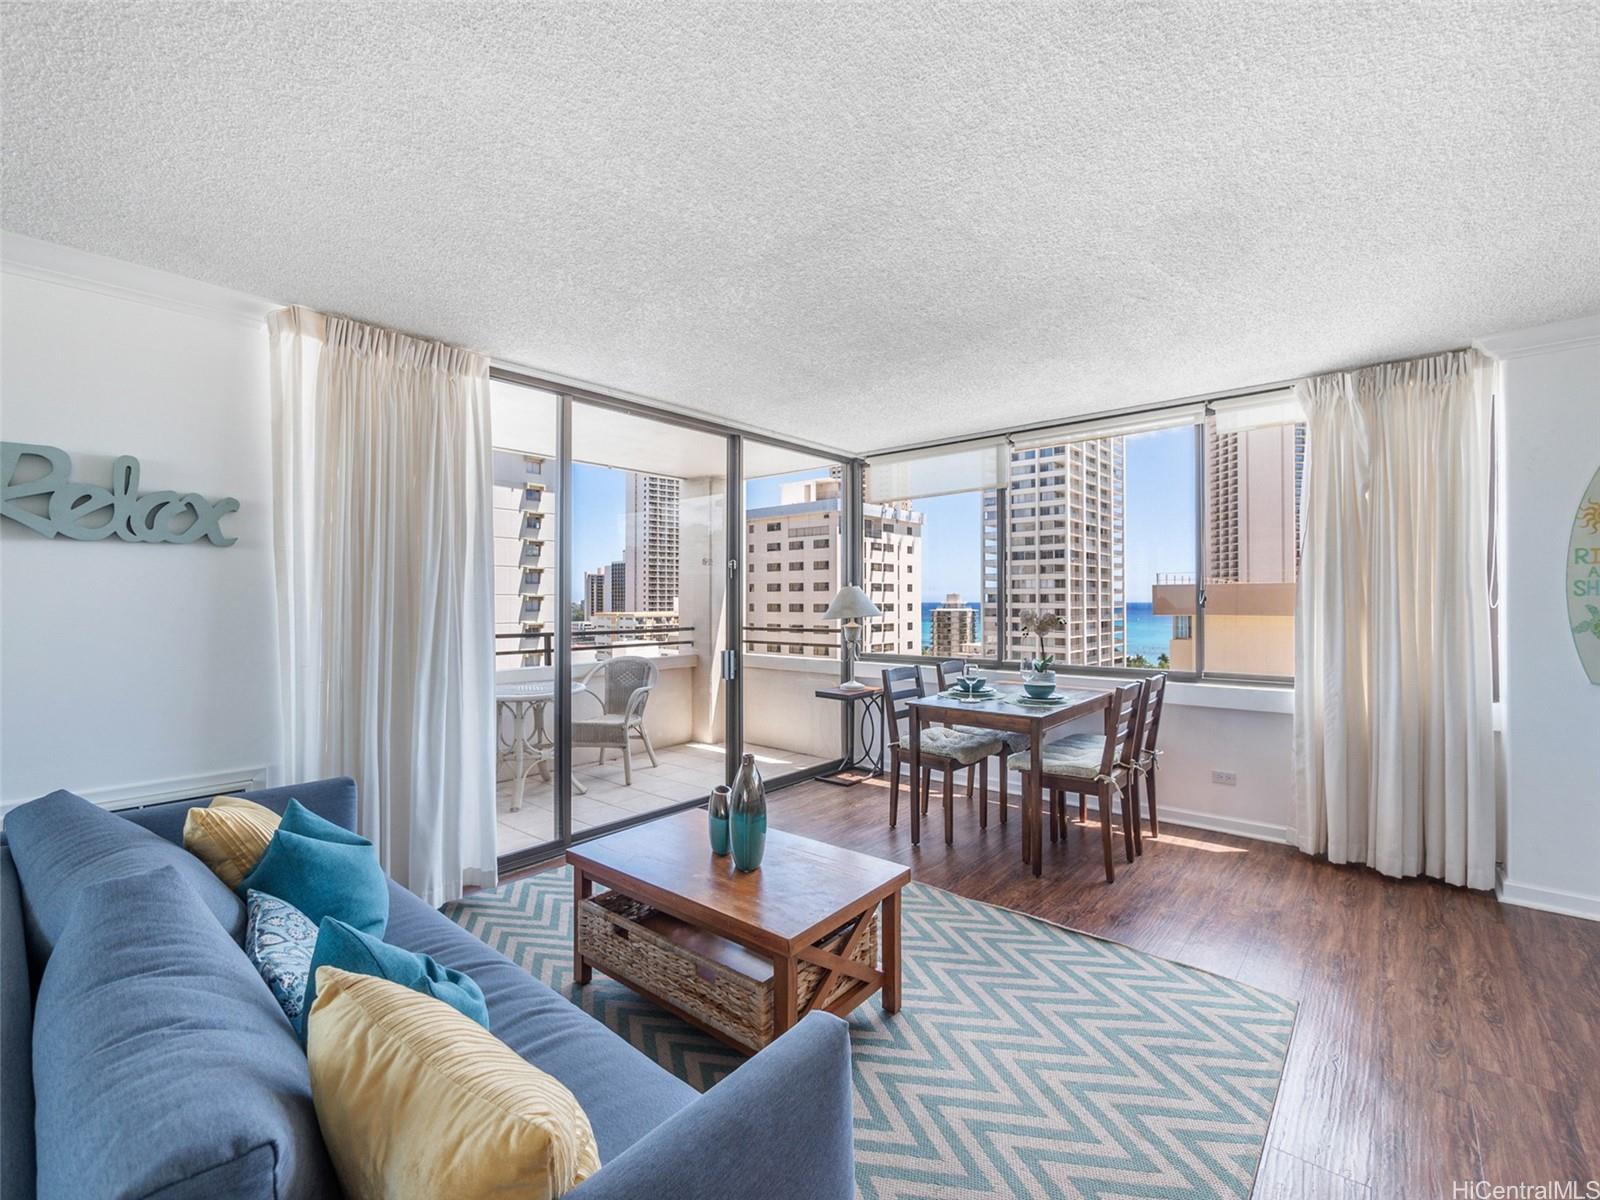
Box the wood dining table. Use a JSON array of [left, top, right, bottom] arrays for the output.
[[905, 686, 1113, 866]]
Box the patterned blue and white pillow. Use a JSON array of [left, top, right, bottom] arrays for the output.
[[244, 889, 318, 1025]]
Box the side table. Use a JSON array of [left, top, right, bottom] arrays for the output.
[[813, 684, 886, 786]]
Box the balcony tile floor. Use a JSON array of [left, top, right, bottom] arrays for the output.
[[495, 740, 828, 858]]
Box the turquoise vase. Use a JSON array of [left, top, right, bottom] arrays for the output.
[[728, 754, 767, 872], [708, 784, 731, 856]]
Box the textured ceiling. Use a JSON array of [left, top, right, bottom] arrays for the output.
[[4, 2, 1598, 454]]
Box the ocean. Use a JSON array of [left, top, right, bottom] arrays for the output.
[[920, 600, 1172, 662]]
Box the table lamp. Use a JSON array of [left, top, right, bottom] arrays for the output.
[[822, 584, 882, 688]]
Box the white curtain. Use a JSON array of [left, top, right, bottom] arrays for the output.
[[268, 306, 498, 905], [1292, 348, 1496, 889]]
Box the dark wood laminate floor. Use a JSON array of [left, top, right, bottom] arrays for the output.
[[522, 775, 1600, 1198]]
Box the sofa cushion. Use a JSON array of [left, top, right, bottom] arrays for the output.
[[4, 789, 246, 965], [308, 966, 600, 1200], [31, 866, 335, 1200], [381, 879, 697, 1161], [239, 827, 389, 936], [1, 849, 35, 1200], [244, 889, 319, 1026], [301, 915, 488, 1042], [183, 796, 282, 888]]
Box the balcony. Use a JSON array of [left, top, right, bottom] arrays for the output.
[[493, 634, 836, 858]]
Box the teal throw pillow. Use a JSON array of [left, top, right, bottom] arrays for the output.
[[277, 796, 367, 847], [299, 916, 489, 1042], [237, 829, 388, 937]]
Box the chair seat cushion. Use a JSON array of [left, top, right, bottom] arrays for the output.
[[33, 866, 335, 1199], [919, 726, 1003, 765], [955, 725, 1029, 753], [572, 714, 629, 730], [1008, 732, 1108, 780]]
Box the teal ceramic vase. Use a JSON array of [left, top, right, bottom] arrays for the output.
[[708, 784, 731, 856], [729, 754, 767, 872]]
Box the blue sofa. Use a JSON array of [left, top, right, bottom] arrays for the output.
[[0, 778, 855, 1200]]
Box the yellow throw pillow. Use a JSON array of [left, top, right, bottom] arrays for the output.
[[182, 795, 281, 889], [307, 966, 600, 1200]]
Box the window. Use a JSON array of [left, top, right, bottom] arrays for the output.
[[860, 395, 1302, 681], [860, 486, 977, 658], [1197, 412, 1304, 676]]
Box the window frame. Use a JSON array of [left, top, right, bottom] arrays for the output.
[[852, 397, 1303, 688]]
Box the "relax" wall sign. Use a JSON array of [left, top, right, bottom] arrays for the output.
[[0, 442, 239, 546], [1571, 464, 1600, 685]]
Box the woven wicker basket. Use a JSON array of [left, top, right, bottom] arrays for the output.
[[578, 890, 879, 1052]]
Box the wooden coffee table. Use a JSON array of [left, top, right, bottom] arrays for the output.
[[568, 809, 909, 1048]]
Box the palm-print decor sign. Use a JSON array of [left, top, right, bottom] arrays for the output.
[[0, 442, 238, 545], [1571, 465, 1600, 684]]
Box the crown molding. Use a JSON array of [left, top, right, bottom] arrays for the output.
[[0, 230, 277, 328], [1474, 313, 1600, 360]]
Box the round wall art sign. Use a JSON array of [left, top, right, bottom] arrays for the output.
[[1570, 464, 1600, 685]]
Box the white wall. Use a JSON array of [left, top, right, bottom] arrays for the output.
[[1, 235, 280, 809], [1479, 315, 1600, 920]]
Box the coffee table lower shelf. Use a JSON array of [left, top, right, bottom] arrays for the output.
[[576, 890, 881, 1054]]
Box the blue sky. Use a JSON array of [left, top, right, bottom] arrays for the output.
[[568, 428, 1197, 604]]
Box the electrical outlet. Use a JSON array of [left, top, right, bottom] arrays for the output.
[[1211, 770, 1237, 787]]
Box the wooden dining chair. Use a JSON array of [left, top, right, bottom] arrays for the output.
[[1011, 680, 1143, 881], [882, 666, 1005, 845], [933, 658, 1021, 827], [1129, 672, 1168, 848]]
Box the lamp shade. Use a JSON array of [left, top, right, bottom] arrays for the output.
[[822, 584, 881, 622]]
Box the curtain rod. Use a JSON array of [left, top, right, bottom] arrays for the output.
[[862, 380, 1294, 460], [862, 342, 1477, 460]]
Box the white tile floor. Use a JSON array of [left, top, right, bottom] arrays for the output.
[[495, 740, 827, 857]]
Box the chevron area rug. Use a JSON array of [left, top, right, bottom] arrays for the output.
[[444, 867, 1296, 1199]]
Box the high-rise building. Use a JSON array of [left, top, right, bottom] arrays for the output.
[[982, 438, 1126, 665], [745, 477, 923, 657], [624, 472, 681, 614], [929, 593, 979, 659], [583, 567, 606, 618], [604, 560, 627, 612], [1153, 422, 1304, 675], [1207, 424, 1304, 583], [491, 449, 556, 668]]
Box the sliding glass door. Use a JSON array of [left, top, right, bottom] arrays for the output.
[[489, 375, 852, 870], [564, 400, 731, 837], [488, 380, 563, 860], [737, 441, 846, 784]]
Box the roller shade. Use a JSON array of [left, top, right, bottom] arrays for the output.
[[1011, 404, 1204, 450], [1210, 389, 1304, 434], [865, 437, 1009, 502]]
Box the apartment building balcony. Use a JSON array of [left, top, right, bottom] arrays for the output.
[[496, 627, 829, 856]]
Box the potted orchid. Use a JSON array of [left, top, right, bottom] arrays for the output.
[[1016, 610, 1064, 697]]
